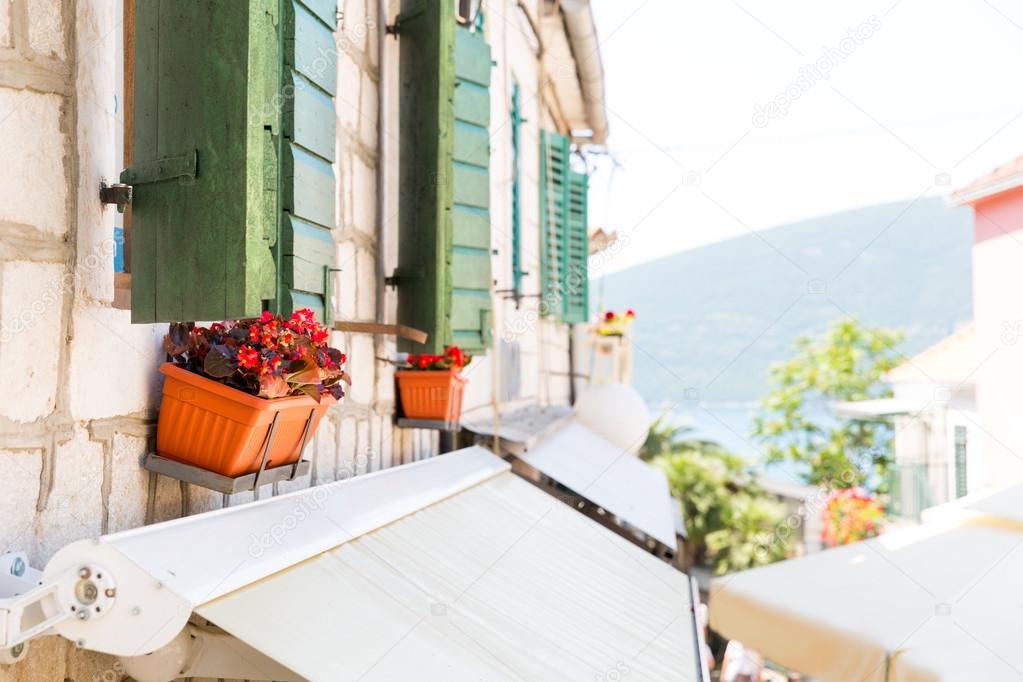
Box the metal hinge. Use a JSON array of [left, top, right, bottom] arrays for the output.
[[99, 183, 133, 213], [120, 150, 198, 186]]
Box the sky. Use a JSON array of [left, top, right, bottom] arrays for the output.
[[587, 0, 1023, 273]]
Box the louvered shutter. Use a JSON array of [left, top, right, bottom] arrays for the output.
[[450, 24, 493, 351], [562, 169, 589, 323], [127, 1, 279, 322], [275, 0, 338, 321], [396, 2, 493, 352], [539, 130, 569, 315]]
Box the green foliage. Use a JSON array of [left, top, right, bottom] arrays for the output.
[[652, 424, 791, 575], [640, 415, 729, 462], [752, 318, 904, 490]]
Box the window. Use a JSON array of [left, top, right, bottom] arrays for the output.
[[539, 130, 589, 323], [395, 1, 493, 352], [123, 1, 337, 323]]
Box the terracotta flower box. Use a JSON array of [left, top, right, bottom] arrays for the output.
[[155, 310, 348, 478], [157, 363, 335, 477], [395, 369, 468, 422]]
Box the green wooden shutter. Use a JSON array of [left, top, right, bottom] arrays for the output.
[[450, 24, 493, 351], [562, 169, 589, 323], [539, 130, 569, 316], [510, 82, 523, 297], [127, 1, 279, 323], [396, 0, 454, 353], [396, 3, 492, 353], [954, 425, 968, 499], [275, 0, 338, 322]]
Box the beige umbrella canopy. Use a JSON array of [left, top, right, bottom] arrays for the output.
[[709, 484, 1023, 682]]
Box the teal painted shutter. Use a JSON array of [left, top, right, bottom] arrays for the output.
[[127, 1, 279, 323], [396, 0, 455, 353], [562, 169, 589, 323], [539, 130, 569, 316], [954, 425, 968, 498], [275, 0, 338, 322], [510, 82, 523, 297], [396, 4, 492, 353], [450, 25, 493, 351]]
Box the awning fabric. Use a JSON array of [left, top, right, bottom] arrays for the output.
[[194, 447, 698, 680], [512, 421, 680, 548], [710, 483, 1023, 682]]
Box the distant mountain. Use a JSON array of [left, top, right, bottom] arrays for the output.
[[596, 198, 974, 403]]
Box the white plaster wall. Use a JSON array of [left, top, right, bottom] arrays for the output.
[[971, 231, 1023, 487]]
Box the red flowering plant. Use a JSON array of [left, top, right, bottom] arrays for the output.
[[163, 309, 350, 401], [820, 487, 887, 547], [404, 345, 473, 372], [597, 308, 635, 336]]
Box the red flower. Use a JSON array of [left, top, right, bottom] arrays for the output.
[[311, 325, 329, 344], [237, 345, 259, 369], [418, 355, 431, 369], [407, 354, 418, 367], [445, 345, 464, 368], [248, 325, 259, 341], [625, 309, 635, 318], [259, 310, 274, 323], [604, 311, 615, 322]]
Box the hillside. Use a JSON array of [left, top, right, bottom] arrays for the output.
[[596, 198, 974, 403]]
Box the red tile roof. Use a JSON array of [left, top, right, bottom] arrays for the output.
[[953, 154, 1023, 205]]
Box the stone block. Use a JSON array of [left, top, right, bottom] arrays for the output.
[[36, 434, 103, 562], [107, 434, 148, 533], [69, 305, 163, 420], [0, 89, 66, 236], [28, 0, 65, 58], [355, 247, 376, 319], [0, 261, 63, 423], [347, 334, 375, 404], [0, 449, 42, 560]]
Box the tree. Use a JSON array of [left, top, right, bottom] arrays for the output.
[[640, 414, 731, 462], [752, 318, 904, 490], [650, 417, 791, 574]]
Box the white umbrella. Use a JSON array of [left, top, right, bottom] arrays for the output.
[[709, 483, 1023, 682]]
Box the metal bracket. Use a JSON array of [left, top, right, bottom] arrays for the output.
[[384, 267, 424, 289], [387, 6, 424, 35], [99, 183, 133, 213], [120, 150, 198, 186], [251, 412, 282, 492]]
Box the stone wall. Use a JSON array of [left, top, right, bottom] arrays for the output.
[[0, 0, 581, 677]]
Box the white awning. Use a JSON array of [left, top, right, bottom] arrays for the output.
[[832, 397, 928, 419], [514, 421, 680, 548], [25, 447, 700, 680], [709, 483, 1023, 682]]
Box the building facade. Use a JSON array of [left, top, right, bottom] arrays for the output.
[[0, 0, 606, 676]]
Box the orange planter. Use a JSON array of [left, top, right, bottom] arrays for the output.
[[395, 370, 468, 422], [156, 363, 335, 477]]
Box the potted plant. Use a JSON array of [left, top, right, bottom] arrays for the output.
[[157, 309, 349, 477], [395, 346, 472, 422], [597, 309, 635, 336]]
